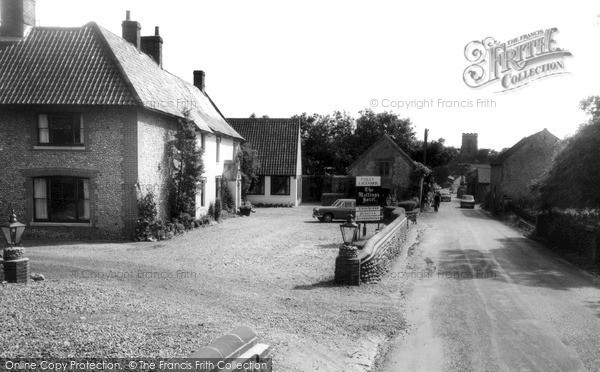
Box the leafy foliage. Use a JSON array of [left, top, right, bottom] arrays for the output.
[[537, 96, 600, 209], [169, 111, 204, 224], [353, 109, 417, 158], [135, 193, 158, 241], [220, 177, 234, 211], [407, 162, 433, 199], [213, 199, 222, 221], [238, 142, 261, 198]]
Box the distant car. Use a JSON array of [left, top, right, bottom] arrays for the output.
[[460, 195, 475, 209], [313, 199, 356, 222], [440, 190, 451, 202]]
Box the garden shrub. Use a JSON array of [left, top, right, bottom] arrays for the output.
[[213, 198, 222, 221], [135, 193, 159, 241], [221, 178, 234, 212]]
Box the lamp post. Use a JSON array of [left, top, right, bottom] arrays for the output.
[[1, 211, 29, 283], [339, 214, 359, 246], [335, 213, 361, 285], [2, 210, 26, 248]]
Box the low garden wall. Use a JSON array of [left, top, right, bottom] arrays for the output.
[[188, 326, 271, 372], [535, 213, 600, 263], [335, 208, 409, 285]]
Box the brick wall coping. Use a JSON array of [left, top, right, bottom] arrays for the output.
[[358, 209, 407, 265], [1, 257, 29, 263]]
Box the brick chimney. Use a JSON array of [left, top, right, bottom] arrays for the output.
[[141, 26, 163, 67], [194, 70, 205, 93], [121, 10, 140, 51], [0, 0, 36, 38]]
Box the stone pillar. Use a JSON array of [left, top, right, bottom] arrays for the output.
[[334, 245, 360, 286], [3, 258, 29, 284]]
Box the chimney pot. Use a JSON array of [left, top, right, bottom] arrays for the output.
[[194, 70, 206, 93], [122, 10, 141, 51], [1, 0, 36, 38], [155, 26, 159, 36], [141, 28, 163, 67]]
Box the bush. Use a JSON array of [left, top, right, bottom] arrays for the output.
[[253, 202, 294, 208], [213, 198, 222, 221], [135, 193, 159, 241], [221, 178, 234, 212]]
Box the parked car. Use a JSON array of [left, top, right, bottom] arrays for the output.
[[440, 190, 451, 202], [460, 195, 475, 209], [313, 199, 355, 222]]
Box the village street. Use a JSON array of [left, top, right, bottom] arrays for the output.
[[378, 197, 600, 371]]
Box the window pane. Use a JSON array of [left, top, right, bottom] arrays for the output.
[[35, 199, 48, 219], [78, 199, 90, 220], [49, 199, 77, 221], [38, 114, 49, 143], [45, 113, 83, 146], [61, 178, 77, 199], [34, 178, 47, 198], [271, 176, 290, 195]]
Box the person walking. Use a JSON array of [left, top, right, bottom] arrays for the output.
[[434, 191, 441, 212]]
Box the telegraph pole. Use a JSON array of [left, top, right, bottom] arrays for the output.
[[419, 128, 429, 212]]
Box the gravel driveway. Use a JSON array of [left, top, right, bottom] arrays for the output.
[[1, 205, 412, 371]]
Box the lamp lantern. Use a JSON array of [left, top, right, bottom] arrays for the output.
[[339, 214, 359, 246]]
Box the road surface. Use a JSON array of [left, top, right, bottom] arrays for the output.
[[379, 197, 600, 371]]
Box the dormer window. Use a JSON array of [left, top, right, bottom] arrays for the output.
[[38, 113, 84, 146]]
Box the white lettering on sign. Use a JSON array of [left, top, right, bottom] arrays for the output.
[[355, 215, 381, 221], [356, 206, 381, 212], [356, 176, 381, 187]]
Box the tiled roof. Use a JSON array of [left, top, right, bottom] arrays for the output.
[[0, 22, 242, 139], [0, 26, 136, 105], [227, 118, 301, 175], [347, 134, 415, 173], [491, 129, 558, 165]]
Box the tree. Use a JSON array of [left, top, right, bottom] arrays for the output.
[[295, 112, 354, 175], [353, 109, 417, 159], [169, 111, 204, 224], [537, 96, 600, 209], [238, 142, 261, 198]]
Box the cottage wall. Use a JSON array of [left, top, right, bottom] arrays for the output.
[[490, 131, 558, 208], [197, 133, 238, 216], [0, 107, 136, 240], [136, 110, 177, 224]]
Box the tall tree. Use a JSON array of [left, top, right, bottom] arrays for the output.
[[169, 111, 204, 223], [353, 109, 417, 159]]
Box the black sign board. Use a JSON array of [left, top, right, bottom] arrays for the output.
[[356, 186, 389, 206]]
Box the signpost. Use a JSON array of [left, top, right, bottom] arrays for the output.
[[355, 176, 384, 222]]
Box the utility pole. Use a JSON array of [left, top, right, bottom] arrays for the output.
[[419, 128, 429, 212], [423, 128, 429, 166]]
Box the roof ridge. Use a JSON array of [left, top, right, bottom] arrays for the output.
[[92, 23, 143, 106]]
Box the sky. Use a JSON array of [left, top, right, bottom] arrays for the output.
[[34, 0, 600, 150]]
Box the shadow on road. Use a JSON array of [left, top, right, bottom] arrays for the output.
[[432, 236, 600, 291], [293, 279, 337, 290]]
